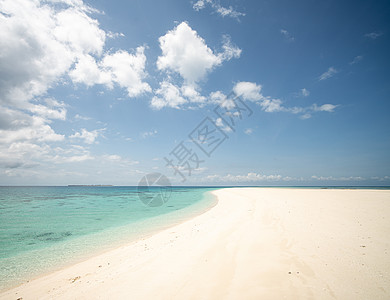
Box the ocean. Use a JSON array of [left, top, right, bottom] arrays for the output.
[[1, 185, 388, 290], [0, 186, 218, 290]]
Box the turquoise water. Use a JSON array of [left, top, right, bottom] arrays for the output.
[[1, 185, 388, 290], [0, 186, 218, 290]]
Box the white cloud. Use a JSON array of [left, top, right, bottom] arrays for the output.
[[193, 0, 206, 10], [74, 114, 91, 121], [203, 172, 283, 183], [153, 22, 240, 110], [0, 0, 152, 180], [49, 145, 95, 164], [300, 113, 312, 120], [181, 84, 206, 103], [0, 107, 64, 144], [301, 88, 310, 97], [319, 67, 338, 81], [0, 0, 107, 108], [151, 81, 187, 109], [54, 7, 106, 56], [156, 22, 240, 84], [312, 104, 338, 112], [61, 154, 94, 163], [364, 32, 383, 40], [100, 47, 151, 97], [311, 175, 365, 181], [244, 128, 253, 135], [141, 130, 158, 139], [373, 176, 390, 182], [232, 81, 283, 112], [150, 81, 209, 110], [260, 97, 284, 112], [0, 0, 150, 153], [209, 90, 227, 104], [68, 54, 111, 87], [350, 55, 363, 65], [106, 31, 125, 39], [27, 98, 67, 120], [0, 141, 96, 175], [215, 118, 232, 133], [297, 104, 337, 120], [101, 154, 139, 165], [0, 0, 150, 182], [192, 0, 245, 20], [70, 128, 105, 144], [219, 35, 242, 61], [233, 82, 263, 101], [280, 29, 295, 42], [70, 47, 151, 97], [215, 6, 245, 19], [231, 81, 337, 117]]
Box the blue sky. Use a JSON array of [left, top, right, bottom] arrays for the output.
[[0, 0, 389, 186]]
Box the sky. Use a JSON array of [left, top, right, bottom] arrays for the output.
[[0, 0, 389, 186]]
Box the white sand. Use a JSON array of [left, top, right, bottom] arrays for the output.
[[1, 188, 389, 299]]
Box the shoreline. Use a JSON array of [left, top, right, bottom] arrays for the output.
[[1, 187, 389, 299], [0, 189, 218, 292]]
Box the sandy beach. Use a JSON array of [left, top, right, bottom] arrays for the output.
[[1, 188, 389, 299]]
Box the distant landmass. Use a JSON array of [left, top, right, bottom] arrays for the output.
[[67, 185, 114, 187]]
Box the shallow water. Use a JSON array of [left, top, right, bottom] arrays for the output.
[[0, 186, 218, 290]]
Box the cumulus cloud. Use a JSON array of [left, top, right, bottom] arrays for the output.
[[0, 0, 151, 178], [0, 0, 108, 107], [151, 81, 187, 109], [70, 128, 105, 144], [153, 22, 240, 109], [319, 67, 338, 81], [209, 90, 227, 104], [233, 81, 263, 101], [0, 0, 150, 144], [27, 98, 67, 120], [232, 81, 283, 112], [230, 81, 338, 117], [70, 47, 151, 97], [0, 107, 65, 144], [157, 22, 241, 84], [192, 0, 245, 20], [102, 47, 151, 97], [181, 84, 206, 103]]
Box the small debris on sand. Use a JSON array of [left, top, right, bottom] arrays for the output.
[[70, 276, 81, 283]]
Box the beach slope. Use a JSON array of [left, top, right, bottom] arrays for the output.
[[1, 188, 389, 299]]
